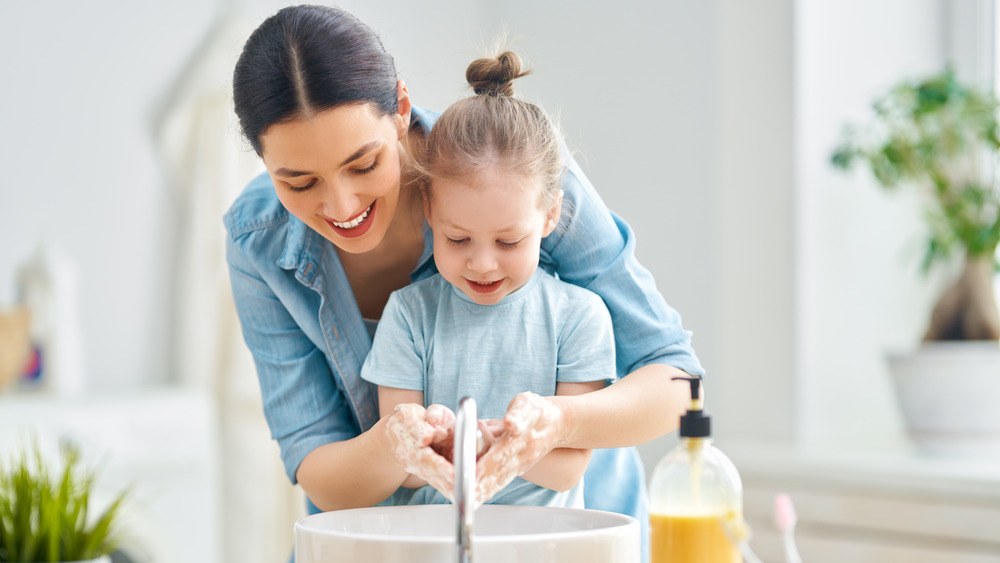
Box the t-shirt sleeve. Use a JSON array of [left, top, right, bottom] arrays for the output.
[[556, 290, 617, 385], [360, 291, 425, 391]]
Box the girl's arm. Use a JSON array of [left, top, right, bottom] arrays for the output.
[[517, 380, 604, 492], [378, 386, 433, 489]]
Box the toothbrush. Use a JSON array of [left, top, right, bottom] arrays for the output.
[[720, 513, 765, 563], [774, 493, 803, 563]]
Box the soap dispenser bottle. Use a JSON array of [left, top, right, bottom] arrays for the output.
[[649, 376, 743, 563]]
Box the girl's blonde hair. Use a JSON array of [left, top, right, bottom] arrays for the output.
[[418, 50, 565, 209]]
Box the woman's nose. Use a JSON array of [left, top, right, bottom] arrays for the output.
[[321, 180, 362, 220]]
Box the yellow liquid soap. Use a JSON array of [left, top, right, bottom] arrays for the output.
[[650, 514, 740, 563]]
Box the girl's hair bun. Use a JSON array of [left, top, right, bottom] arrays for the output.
[[465, 50, 530, 97]]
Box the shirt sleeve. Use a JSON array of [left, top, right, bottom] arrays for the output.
[[542, 153, 705, 378], [556, 290, 617, 385], [225, 232, 359, 485], [360, 292, 426, 392]]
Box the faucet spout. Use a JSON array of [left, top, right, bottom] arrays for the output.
[[455, 396, 478, 563]]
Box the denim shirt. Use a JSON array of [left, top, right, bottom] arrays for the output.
[[223, 105, 704, 495]]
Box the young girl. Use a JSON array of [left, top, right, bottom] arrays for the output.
[[360, 51, 615, 508]]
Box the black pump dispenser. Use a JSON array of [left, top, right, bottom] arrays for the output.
[[672, 376, 710, 438]]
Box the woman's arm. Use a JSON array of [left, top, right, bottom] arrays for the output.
[[295, 415, 410, 510], [551, 363, 693, 448], [541, 152, 705, 445], [298, 398, 460, 509], [226, 211, 444, 511]]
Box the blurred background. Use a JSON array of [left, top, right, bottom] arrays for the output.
[[1, 0, 998, 562]]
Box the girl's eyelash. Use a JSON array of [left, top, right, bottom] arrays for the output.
[[444, 237, 520, 248], [351, 159, 379, 175], [288, 179, 317, 193]]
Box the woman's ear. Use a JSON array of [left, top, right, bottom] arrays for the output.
[[395, 80, 412, 139], [542, 190, 564, 237]]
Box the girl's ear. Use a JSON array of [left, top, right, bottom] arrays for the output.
[[422, 189, 432, 220], [542, 190, 564, 237]]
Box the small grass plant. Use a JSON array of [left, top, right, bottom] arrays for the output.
[[0, 440, 127, 562]]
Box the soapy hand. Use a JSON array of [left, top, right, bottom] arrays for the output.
[[384, 403, 457, 500], [474, 392, 565, 504]]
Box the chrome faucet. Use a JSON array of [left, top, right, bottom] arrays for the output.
[[455, 397, 479, 563]]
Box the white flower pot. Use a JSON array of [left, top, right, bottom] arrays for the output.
[[889, 341, 1000, 455]]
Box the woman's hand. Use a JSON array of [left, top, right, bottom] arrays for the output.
[[474, 392, 568, 504], [384, 403, 457, 499]]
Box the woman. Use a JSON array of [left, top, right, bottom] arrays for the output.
[[224, 2, 703, 550]]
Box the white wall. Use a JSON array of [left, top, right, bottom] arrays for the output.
[[797, 0, 957, 440], [0, 1, 219, 387]]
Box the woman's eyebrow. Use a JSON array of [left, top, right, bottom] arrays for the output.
[[272, 141, 381, 177], [273, 168, 311, 178], [339, 140, 380, 166]]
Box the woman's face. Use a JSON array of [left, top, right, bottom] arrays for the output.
[[426, 171, 561, 306], [259, 100, 409, 254]]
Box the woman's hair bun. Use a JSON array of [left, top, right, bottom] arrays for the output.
[[465, 51, 530, 97]]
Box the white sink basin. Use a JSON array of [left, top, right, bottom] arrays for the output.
[[294, 504, 639, 562]]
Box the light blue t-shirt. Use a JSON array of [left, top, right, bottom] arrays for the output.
[[361, 269, 616, 508]]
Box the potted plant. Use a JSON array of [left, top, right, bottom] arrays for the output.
[[0, 440, 128, 563], [831, 66, 1000, 451]]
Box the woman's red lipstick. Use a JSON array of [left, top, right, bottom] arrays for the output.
[[327, 202, 376, 239]]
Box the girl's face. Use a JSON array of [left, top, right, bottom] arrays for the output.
[[259, 96, 410, 254], [426, 171, 561, 306]]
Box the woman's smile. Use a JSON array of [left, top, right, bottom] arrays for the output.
[[326, 202, 376, 238]]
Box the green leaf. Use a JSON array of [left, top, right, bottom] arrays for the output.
[[831, 66, 1000, 276], [0, 439, 129, 562]]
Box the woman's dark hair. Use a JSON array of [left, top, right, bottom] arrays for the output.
[[233, 5, 399, 155]]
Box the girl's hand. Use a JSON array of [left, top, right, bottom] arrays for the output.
[[474, 392, 567, 504], [384, 403, 457, 500]]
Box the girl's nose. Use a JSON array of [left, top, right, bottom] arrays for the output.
[[467, 246, 498, 274]]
